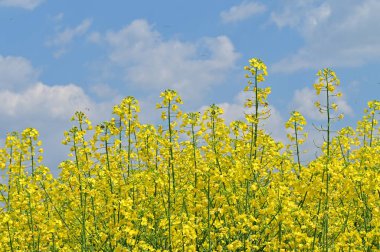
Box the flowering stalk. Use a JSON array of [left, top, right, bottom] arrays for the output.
[[313, 68, 342, 251], [157, 89, 183, 251], [243, 58, 269, 160], [285, 111, 307, 177]]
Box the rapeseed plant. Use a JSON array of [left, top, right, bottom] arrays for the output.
[[0, 58, 379, 251], [286, 111, 307, 177]]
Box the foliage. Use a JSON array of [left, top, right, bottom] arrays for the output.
[[0, 59, 379, 251]]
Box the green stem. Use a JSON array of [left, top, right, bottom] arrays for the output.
[[191, 122, 200, 249], [29, 137, 34, 177], [7, 221, 14, 252], [369, 109, 375, 147], [127, 104, 132, 176], [167, 100, 173, 252], [294, 121, 301, 178], [254, 67, 259, 160], [27, 191, 36, 250], [207, 172, 211, 252], [73, 130, 87, 252], [168, 100, 175, 195], [325, 76, 330, 251]]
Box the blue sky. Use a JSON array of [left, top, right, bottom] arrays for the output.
[[0, 0, 379, 171]]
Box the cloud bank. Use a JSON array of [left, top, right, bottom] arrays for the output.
[[0, 0, 44, 10], [271, 0, 380, 72], [91, 19, 240, 103], [220, 1, 266, 23]]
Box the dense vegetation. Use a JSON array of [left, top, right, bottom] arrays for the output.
[[0, 58, 379, 251]]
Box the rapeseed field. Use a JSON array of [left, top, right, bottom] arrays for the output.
[[0, 58, 379, 251]]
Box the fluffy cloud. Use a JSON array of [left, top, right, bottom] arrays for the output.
[[0, 55, 39, 90], [289, 86, 354, 161], [220, 1, 267, 23], [271, 1, 331, 35], [0, 81, 115, 172], [0, 55, 114, 171], [46, 19, 92, 57], [93, 19, 240, 103], [291, 87, 353, 121], [0, 82, 96, 119], [271, 0, 380, 72], [0, 55, 106, 121], [0, 0, 44, 9], [199, 91, 286, 142], [90, 83, 118, 99]]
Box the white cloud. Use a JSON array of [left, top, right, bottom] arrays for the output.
[[292, 87, 323, 120], [87, 32, 101, 43], [289, 86, 354, 161], [0, 55, 115, 171], [90, 83, 117, 99], [47, 19, 92, 46], [0, 81, 115, 172], [0, 55, 39, 90], [271, 0, 380, 72], [0, 0, 44, 9], [94, 19, 239, 103], [336, 99, 354, 117], [46, 19, 92, 57], [291, 87, 353, 121], [0, 82, 95, 119], [271, 1, 331, 35], [199, 91, 286, 142], [53, 12, 64, 22], [220, 1, 266, 23]]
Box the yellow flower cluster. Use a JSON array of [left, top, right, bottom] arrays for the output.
[[0, 62, 379, 251], [313, 69, 343, 119], [357, 100, 380, 147], [313, 68, 340, 95], [285, 111, 308, 177], [243, 58, 270, 110], [244, 58, 268, 84]]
